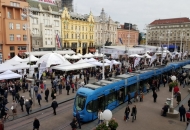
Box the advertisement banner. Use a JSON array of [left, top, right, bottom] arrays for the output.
[[32, 0, 56, 5]]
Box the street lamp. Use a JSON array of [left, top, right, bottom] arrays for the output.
[[102, 109, 112, 126], [170, 75, 176, 112]]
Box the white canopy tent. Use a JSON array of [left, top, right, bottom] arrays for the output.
[[37, 53, 70, 67], [111, 60, 121, 64], [12, 63, 38, 70], [76, 53, 83, 57], [88, 58, 97, 62], [4, 60, 21, 65], [0, 64, 14, 72], [63, 54, 71, 59], [52, 59, 95, 71], [5, 55, 25, 65], [23, 54, 39, 62], [0, 70, 22, 80], [82, 54, 94, 58], [104, 59, 111, 64], [129, 54, 143, 58], [89, 61, 110, 66], [67, 54, 81, 59]]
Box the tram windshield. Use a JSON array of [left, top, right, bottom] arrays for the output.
[[75, 94, 86, 111]]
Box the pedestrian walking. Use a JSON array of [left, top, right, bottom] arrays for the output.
[[45, 88, 49, 102], [51, 89, 56, 100], [97, 109, 103, 125], [19, 96, 24, 112], [25, 99, 31, 115], [186, 108, 190, 127], [153, 91, 157, 103], [29, 98, 33, 112], [179, 104, 186, 122], [58, 82, 62, 95], [139, 92, 143, 102], [131, 105, 137, 122], [76, 110, 81, 129], [127, 93, 132, 104], [11, 100, 17, 115], [66, 82, 70, 95], [37, 93, 42, 106], [51, 99, 58, 115], [34, 85, 38, 97], [70, 117, 78, 130], [176, 91, 181, 105], [33, 118, 40, 130], [124, 105, 130, 122]]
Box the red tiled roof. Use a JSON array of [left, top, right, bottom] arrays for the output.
[[150, 17, 190, 25]]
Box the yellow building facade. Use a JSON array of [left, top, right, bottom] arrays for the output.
[[61, 8, 95, 54]]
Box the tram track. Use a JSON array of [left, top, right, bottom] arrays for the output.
[[5, 99, 74, 130]]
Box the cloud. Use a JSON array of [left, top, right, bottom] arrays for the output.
[[74, 0, 190, 31]]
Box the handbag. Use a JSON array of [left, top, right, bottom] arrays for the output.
[[124, 115, 126, 121], [11, 106, 14, 110], [131, 113, 133, 116]]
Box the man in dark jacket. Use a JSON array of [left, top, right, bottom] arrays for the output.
[[51, 99, 58, 115], [45, 88, 49, 102], [25, 99, 31, 115], [179, 104, 186, 122], [66, 83, 70, 95], [153, 92, 157, 102], [19, 96, 24, 112], [33, 118, 40, 130], [127, 93, 132, 104], [37, 93, 42, 106]]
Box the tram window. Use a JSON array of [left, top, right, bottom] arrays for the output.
[[106, 92, 116, 105], [127, 83, 137, 93], [86, 101, 93, 112], [75, 94, 86, 111]]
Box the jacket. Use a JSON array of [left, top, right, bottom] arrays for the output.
[[37, 94, 42, 100], [33, 119, 40, 128], [179, 106, 186, 115], [25, 101, 31, 108], [125, 107, 130, 114], [45, 89, 49, 96], [98, 112, 103, 120], [51, 101, 58, 108]]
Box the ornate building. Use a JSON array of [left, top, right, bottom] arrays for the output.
[[93, 8, 117, 47], [147, 17, 190, 52], [27, 0, 62, 51], [61, 7, 95, 54]]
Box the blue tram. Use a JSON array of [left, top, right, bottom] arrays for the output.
[[73, 60, 190, 122]]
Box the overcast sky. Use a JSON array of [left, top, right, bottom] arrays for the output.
[[74, 0, 190, 32]]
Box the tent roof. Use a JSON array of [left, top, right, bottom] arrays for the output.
[[64, 54, 71, 59], [0, 70, 22, 80], [82, 54, 94, 58], [129, 54, 143, 58], [0, 64, 14, 72], [23, 54, 39, 62], [68, 54, 81, 59], [13, 63, 38, 70], [36, 53, 69, 67]]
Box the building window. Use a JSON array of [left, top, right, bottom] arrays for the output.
[[16, 35, 21, 41], [71, 25, 73, 30], [33, 18, 38, 24], [10, 46, 14, 50], [23, 35, 27, 41], [9, 23, 13, 29], [16, 24, 20, 29], [54, 20, 59, 27], [72, 34, 73, 39], [9, 34, 14, 41], [86, 35, 87, 39], [10, 2, 20, 7], [45, 41, 47, 45], [33, 11, 38, 15], [18, 46, 26, 50]]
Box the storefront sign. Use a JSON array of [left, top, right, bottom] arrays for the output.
[[33, 0, 56, 5]]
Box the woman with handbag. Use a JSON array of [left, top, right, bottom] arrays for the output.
[[11, 100, 17, 115], [125, 106, 130, 122]]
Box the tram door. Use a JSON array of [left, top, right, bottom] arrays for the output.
[[97, 95, 105, 111], [117, 87, 125, 104]]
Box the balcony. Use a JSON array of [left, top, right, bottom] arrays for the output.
[[45, 25, 52, 28], [31, 34, 41, 38]]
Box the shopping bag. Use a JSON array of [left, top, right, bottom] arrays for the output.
[[11, 106, 14, 110], [124, 115, 126, 121]]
